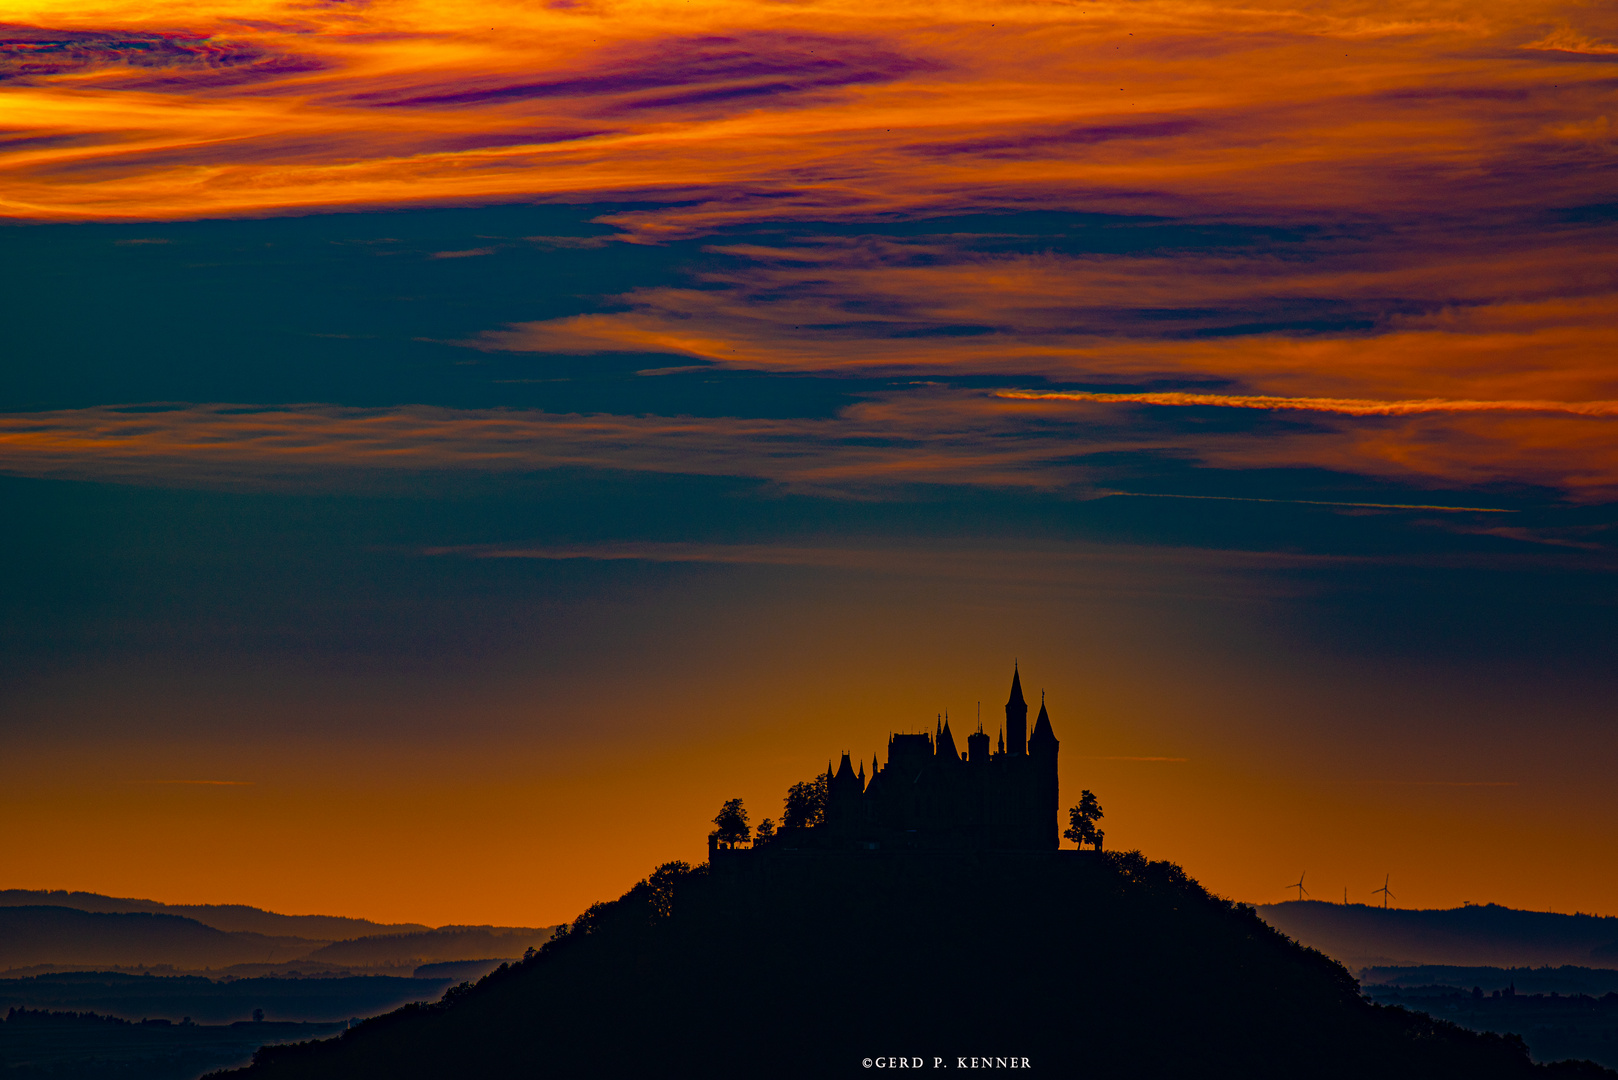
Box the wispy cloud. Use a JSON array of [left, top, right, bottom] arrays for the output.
[[3, 0, 1616, 506], [1, 0, 1614, 223], [1099, 492, 1514, 514], [125, 779, 254, 786], [1353, 780, 1519, 787], [2, 394, 1617, 502], [998, 391, 1618, 420]]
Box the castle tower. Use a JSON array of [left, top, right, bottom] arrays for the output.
[[825, 752, 864, 835], [967, 723, 990, 763], [1005, 664, 1028, 755], [1028, 693, 1060, 850]]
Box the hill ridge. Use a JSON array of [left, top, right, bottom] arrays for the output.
[[224, 851, 1612, 1079], [1258, 900, 1618, 969], [0, 890, 430, 940]]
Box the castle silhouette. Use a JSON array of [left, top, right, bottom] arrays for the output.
[[730, 664, 1062, 855]]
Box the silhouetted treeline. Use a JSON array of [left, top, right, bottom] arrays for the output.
[[211, 850, 1618, 1079], [1364, 985, 1618, 1069], [0, 1007, 344, 1080]]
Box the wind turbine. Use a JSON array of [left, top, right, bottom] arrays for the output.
[[1287, 872, 1309, 902], [1373, 874, 1396, 909]]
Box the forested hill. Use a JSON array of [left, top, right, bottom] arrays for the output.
[[1259, 901, 1618, 969], [224, 853, 1613, 1080]]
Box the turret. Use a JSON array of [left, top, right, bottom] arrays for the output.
[[825, 752, 864, 834], [937, 715, 959, 761], [1028, 691, 1060, 850], [1029, 693, 1058, 756], [1005, 664, 1028, 755], [967, 724, 990, 763], [833, 752, 862, 793]]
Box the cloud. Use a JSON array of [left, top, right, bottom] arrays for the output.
[[1521, 26, 1618, 56], [997, 390, 1618, 419], [2, 390, 1617, 503], [126, 779, 254, 785], [1, 0, 1614, 221], [2, 0, 1614, 506], [0, 22, 324, 88], [346, 32, 934, 111]]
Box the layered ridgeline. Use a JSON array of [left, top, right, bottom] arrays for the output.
[[0, 898, 557, 976], [1259, 901, 1618, 970], [226, 853, 1612, 1080], [0, 891, 430, 941]]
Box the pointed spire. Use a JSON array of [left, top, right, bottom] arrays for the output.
[[1031, 692, 1057, 751], [937, 712, 959, 760], [997, 728, 1005, 754], [1005, 663, 1028, 756]]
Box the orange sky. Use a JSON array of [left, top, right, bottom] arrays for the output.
[[4, 537, 1614, 927]]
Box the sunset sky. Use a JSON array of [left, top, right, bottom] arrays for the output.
[[2, 0, 1615, 928]]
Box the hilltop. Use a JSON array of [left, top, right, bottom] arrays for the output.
[[1259, 901, 1618, 969], [224, 852, 1612, 1080]]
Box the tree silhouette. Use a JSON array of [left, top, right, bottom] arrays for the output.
[[781, 776, 827, 829], [711, 798, 751, 848], [754, 817, 776, 844], [1064, 790, 1104, 850]]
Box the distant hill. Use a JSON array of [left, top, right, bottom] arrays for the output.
[[225, 854, 1609, 1079], [0, 970, 452, 1024], [1364, 965, 1618, 997], [0, 896, 556, 976], [411, 960, 511, 982], [0, 891, 428, 940], [0, 908, 316, 972], [300, 928, 554, 968], [1259, 902, 1618, 969]]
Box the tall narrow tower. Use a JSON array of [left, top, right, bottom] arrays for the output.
[[1028, 694, 1060, 850], [1005, 664, 1028, 755]]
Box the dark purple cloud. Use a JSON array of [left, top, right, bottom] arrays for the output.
[[351, 32, 937, 111], [911, 120, 1200, 160], [0, 23, 324, 87]]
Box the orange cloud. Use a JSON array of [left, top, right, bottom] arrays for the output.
[[1, 0, 1614, 222], [3, 392, 1616, 501], [997, 389, 1618, 418]]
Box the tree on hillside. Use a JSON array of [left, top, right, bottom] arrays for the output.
[[1064, 790, 1104, 850], [711, 798, 751, 848], [754, 818, 776, 844], [781, 775, 828, 829]]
